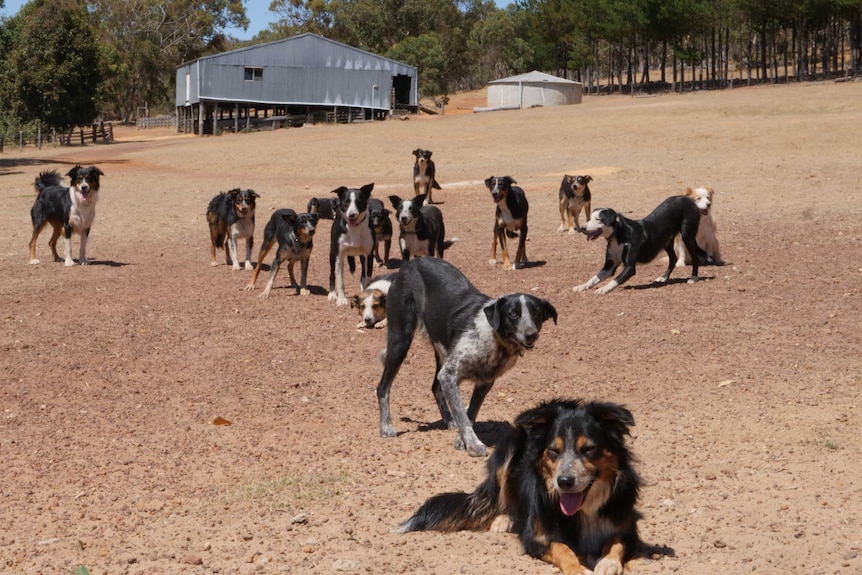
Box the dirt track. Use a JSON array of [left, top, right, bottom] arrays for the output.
[[1, 82, 861, 575]]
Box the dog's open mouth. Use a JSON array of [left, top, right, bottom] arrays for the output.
[[585, 229, 602, 241], [559, 492, 584, 516], [700, 208, 709, 216]]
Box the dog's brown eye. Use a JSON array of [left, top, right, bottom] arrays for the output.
[[546, 448, 560, 461], [581, 445, 597, 458]]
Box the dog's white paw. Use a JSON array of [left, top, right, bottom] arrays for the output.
[[557, 224, 567, 233], [595, 284, 616, 295], [231, 263, 241, 271], [243, 262, 254, 271], [79, 258, 90, 265], [29, 259, 41, 265], [258, 290, 271, 299], [375, 318, 388, 329], [244, 284, 255, 291], [299, 288, 310, 296], [380, 425, 397, 438], [210, 260, 219, 267], [327, 291, 338, 302], [573, 283, 590, 292], [488, 258, 497, 265], [568, 228, 576, 235], [504, 264, 516, 271], [654, 276, 668, 283], [489, 515, 512, 533], [336, 296, 348, 306], [593, 557, 623, 575], [687, 276, 699, 284], [64, 259, 76, 267]]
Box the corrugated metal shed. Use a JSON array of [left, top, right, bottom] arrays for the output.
[[175, 33, 418, 133], [480, 71, 583, 111]]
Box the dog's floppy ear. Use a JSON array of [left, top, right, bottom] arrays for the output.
[[279, 211, 297, 225], [483, 298, 506, 333], [599, 208, 618, 227], [415, 193, 427, 206], [425, 150, 432, 159], [248, 189, 260, 199], [484, 177, 495, 189], [515, 399, 583, 435], [584, 175, 592, 183], [412, 149, 420, 157], [504, 176, 517, 185], [66, 165, 83, 179], [532, 297, 557, 325], [308, 213, 319, 225], [360, 183, 374, 198], [88, 166, 105, 178], [585, 401, 635, 443], [388, 195, 402, 209], [349, 295, 360, 309]]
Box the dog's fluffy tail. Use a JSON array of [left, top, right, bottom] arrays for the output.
[[442, 237, 459, 252], [399, 488, 498, 534], [34, 170, 63, 194]]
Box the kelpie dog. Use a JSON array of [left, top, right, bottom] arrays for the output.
[[413, 149, 441, 204], [486, 176, 529, 270], [245, 209, 319, 298], [207, 188, 259, 270], [558, 174, 593, 234]]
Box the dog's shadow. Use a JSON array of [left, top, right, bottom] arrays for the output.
[[519, 260, 546, 269], [629, 275, 715, 290], [404, 417, 514, 450], [257, 284, 328, 297]]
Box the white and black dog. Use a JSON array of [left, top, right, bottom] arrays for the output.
[[328, 183, 376, 306], [245, 209, 319, 298], [376, 257, 557, 457], [413, 148, 441, 204], [574, 196, 708, 294], [350, 272, 396, 329], [486, 176, 529, 270], [29, 166, 104, 266], [207, 188, 259, 270], [389, 193, 457, 261], [676, 185, 723, 267]]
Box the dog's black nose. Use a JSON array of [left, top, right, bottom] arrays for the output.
[[557, 474, 575, 489], [524, 328, 538, 344]]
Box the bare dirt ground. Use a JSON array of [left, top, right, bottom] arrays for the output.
[[1, 81, 861, 575]]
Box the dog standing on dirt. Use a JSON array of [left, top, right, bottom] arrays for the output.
[[676, 186, 723, 267], [29, 166, 104, 266], [558, 174, 593, 234], [328, 183, 376, 306], [369, 198, 393, 268], [486, 176, 529, 270], [207, 188, 259, 270], [400, 398, 642, 575], [245, 209, 319, 298], [376, 257, 557, 457], [574, 196, 708, 294], [413, 148, 441, 204], [389, 193, 457, 261]]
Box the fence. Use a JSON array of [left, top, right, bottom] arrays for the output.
[[137, 114, 177, 129]]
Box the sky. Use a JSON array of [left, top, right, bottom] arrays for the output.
[[0, 1, 278, 40]]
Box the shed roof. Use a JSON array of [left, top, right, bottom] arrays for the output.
[[487, 71, 579, 85]]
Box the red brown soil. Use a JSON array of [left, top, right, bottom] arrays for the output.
[[1, 82, 860, 575]]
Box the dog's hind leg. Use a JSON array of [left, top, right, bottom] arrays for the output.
[[376, 295, 418, 437], [259, 248, 285, 299], [245, 236, 276, 291], [62, 226, 76, 266], [656, 241, 678, 283]]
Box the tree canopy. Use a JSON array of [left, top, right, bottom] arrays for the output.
[[1, 0, 861, 131]]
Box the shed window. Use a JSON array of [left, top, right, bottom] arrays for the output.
[[244, 67, 263, 81]]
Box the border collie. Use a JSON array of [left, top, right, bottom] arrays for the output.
[[389, 193, 457, 261], [376, 257, 557, 457], [486, 176, 529, 270], [328, 183, 375, 306], [207, 188, 259, 270], [28, 166, 104, 266]]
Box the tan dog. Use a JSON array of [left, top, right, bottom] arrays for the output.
[[676, 186, 723, 266]]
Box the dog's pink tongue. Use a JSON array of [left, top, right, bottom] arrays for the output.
[[560, 493, 584, 516]]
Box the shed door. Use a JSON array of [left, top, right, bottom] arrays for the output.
[[392, 74, 412, 108]]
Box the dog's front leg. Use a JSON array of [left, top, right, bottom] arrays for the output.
[[298, 257, 310, 296], [438, 364, 487, 457], [598, 265, 635, 295], [466, 380, 494, 423], [78, 229, 91, 265], [431, 376, 456, 430], [63, 227, 76, 266], [592, 538, 626, 575], [514, 222, 528, 268], [333, 255, 349, 306], [574, 267, 613, 292], [542, 542, 592, 575], [228, 237, 241, 270], [243, 236, 254, 270], [488, 224, 499, 265]]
